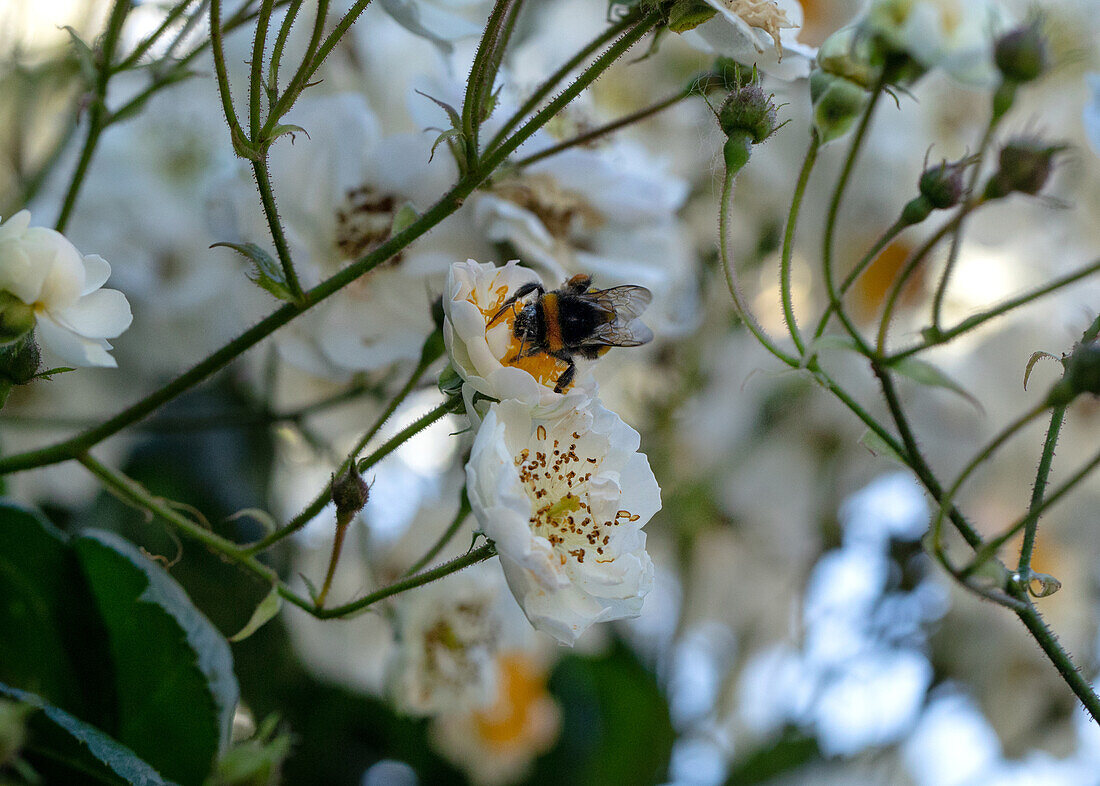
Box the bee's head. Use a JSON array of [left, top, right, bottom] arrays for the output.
[[513, 303, 541, 343]]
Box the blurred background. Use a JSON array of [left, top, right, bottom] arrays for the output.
[[3, 0, 1100, 784]]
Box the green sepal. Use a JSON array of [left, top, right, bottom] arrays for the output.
[[667, 0, 717, 32]]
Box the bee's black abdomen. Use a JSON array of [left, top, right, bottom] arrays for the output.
[[557, 295, 604, 346]]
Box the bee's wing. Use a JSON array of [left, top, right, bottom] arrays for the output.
[[590, 285, 652, 321], [588, 317, 654, 348]]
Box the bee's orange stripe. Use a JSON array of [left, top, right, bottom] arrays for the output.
[[542, 293, 563, 352]]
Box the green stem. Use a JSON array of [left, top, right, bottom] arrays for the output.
[[315, 512, 351, 608], [251, 158, 305, 299], [402, 488, 472, 577], [1015, 603, 1100, 724], [54, 0, 131, 232], [874, 215, 964, 355], [1016, 405, 1065, 580], [483, 15, 631, 158], [249, 0, 274, 140], [514, 84, 693, 169], [927, 401, 1047, 560], [355, 400, 454, 473], [719, 160, 799, 368], [77, 453, 284, 588], [294, 543, 497, 619], [821, 79, 886, 358], [930, 121, 997, 330], [886, 257, 1100, 363], [965, 443, 1100, 572], [115, 0, 197, 71], [209, 0, 249, 153], [872, 364, 984, 548], [243, 355, 436, 554], [268, 0, 305, 102], [781, 133, 819, 355], [463, 0, 523, 165], [811, 219, 905, 343]]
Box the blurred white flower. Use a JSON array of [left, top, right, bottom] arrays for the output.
[[442, 259, 596, 418], [0, 210, 131, 367], [466, 399, 659, 645], [472, 140, 698, 337], [388, 568, 503, 716], [225, 92, 484, 379], [377, 0, 488, 51], [1085, 73, 1100, 155], [431, 648, 561, 786], [679, 0, 816, 81], [862, 0, 1010, 86]]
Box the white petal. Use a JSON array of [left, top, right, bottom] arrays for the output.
[[81, 254, 112, 294], [53, 289, 133, 338], [35, 314, 117, 367]]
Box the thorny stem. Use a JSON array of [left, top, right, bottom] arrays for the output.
[[54, 0, 131, 232], [285, 543, 498, 619], [967, 443, 1100, 573], [315, 512, 352, 608], [780, 133, 820, 355], [819, 77, 887, 358], [251, 159, 305, 299], [885, 257, 1100, 363], [402, 489, 472, 577], [483, 15, 632, 157], [874, 215, 966, 355], [514, 85, 696, 169], [1015, 603, 1100, 725], [77, 452, 283, 587], [1016, 406, 1065, 581], [242, 355, 438, 555], [719, 163, 799, 368], [930, 119, 998, 331]]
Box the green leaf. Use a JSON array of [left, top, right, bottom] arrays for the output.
[[892, 357, 982, 410], [228, 585, 282, 643], [0, 503, 114, 721], [211, 242, 294, 302], [0, 682, 171, 786], [73, 531, 238, 786], [859, 428, 906, 464]]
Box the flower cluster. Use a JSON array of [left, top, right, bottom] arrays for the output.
[[443, 259, 661, 646]]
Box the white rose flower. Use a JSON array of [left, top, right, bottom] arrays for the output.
[[466, 399, 659, 645], [680, 0, 817, 81], [0, 210, 132, 367], [442, 259, 596, 419], [863, 0, 1010, 86]]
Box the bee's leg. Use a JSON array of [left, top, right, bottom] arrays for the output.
[[553, 357, 577, 393], [488, 282, 544, 326]]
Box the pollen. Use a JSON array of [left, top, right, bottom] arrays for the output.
[[720, 0, 794, 56]]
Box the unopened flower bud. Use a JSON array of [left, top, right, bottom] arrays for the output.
[[919, 159, 967, 209], [810, 70, 869, 144], [994, 23, 1048, 85], [331, 465, 370, 519], [1065, 341, 1100, 397], [717, 82, 779, 145], [984, 139, 1066, 200]]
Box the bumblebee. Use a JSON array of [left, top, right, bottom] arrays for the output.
[[489, 273, 654, 393]]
